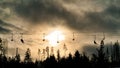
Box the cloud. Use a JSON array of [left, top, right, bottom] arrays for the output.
[[11, 0, 120, 33], [0, 27, 10, 33], [105, 5, 120, 19], [1, 0, 120, 34], [0, 20, 11, 34], [91, 4, 120, 33], [13, 0, 63, 23], [0, 19, 23, 33]]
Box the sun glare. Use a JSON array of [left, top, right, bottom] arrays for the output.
[[46, 30, 65, 46]]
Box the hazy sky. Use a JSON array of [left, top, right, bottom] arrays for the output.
[[0, 0, 120, 61]]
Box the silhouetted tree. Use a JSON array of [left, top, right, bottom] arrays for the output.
[[24, 48, 32, 63], [1, 38, 120, 68], [44, 55, 57, 68], [66, 53, 73, 64], [15, 48, 21, 63], [112, 40, 120, 62], [91, 40, 109, 68], [82, 52, 89, 63], [74, 50, 80, 62], [97, 40, 107, 63], [73, 50, 81, 68], [46, 46, 49, 58], [105, 47, 110, 62], [68, 53, 72, 61], [57, 49, 60, 61], [15, 54, 20, 63]]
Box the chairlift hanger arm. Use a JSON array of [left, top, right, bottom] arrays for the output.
[[43, 33, 45, 41]]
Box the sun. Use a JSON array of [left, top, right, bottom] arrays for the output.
[[46, 30, 65, 46]]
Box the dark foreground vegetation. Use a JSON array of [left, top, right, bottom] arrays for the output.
[[0, 40, 120, 68]]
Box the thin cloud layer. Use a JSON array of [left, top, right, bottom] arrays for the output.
[[0, 20, 23, 33]]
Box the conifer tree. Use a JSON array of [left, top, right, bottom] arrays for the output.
[[24, 48, 32, 62]]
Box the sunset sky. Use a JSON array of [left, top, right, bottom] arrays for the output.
[[0, 0, 120, 61]]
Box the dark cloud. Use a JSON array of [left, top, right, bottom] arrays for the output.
[[9, 0, 120, 33], [82, 11, 119, 33], [0, 20, 20, 30], [63, 4, 120, 33], [0, 27, 10, 34], [96, 5, 120, 32], [0, 20, 11, 33], [0, 20, 22, 33], [14, 0, 65, 23], [62, 4, 120, 33], [105, 5, 120, 19]]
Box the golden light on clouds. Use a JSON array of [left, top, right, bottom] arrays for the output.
[[46, 30, 65, 46]]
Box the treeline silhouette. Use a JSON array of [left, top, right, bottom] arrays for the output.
[[0, 40, 120, 68]]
